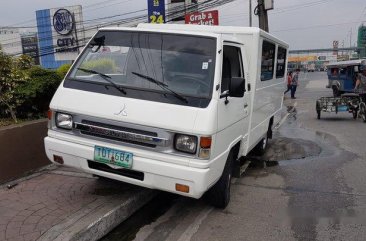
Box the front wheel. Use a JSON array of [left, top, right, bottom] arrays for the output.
[[205, 150, 234, 209]]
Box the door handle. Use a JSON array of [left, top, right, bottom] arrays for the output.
[[244, 104, 248, 108]]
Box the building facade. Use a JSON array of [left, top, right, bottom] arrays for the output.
[[358, 24, 366, 58], [21, 33, 40, 65], [0, 28, 22, 56]]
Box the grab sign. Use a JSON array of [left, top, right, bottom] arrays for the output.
[[148, 0, 165, 24], [185, 10, 219, 25]]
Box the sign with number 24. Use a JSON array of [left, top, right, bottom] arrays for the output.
[[148, 0, 166, 23]]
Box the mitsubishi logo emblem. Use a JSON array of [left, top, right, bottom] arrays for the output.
[[114, 104, 127, 116]]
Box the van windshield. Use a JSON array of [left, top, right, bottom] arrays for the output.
[[65, 30, 217, 108]]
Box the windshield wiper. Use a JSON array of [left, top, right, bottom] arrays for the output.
[[132, 72, 168, 87], [77, 67, 126, 95], [131, 72, 188, 103]]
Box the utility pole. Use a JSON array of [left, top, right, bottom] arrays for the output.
[[255, 0, 272, 32], [249, 0, 252, 27], [349, 28, 352, 48]]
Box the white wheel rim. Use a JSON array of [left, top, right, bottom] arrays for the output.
[[262, 138, 267, 150]]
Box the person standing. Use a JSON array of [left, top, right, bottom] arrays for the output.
[[291, 69, 300, 99], [284, 71, 292, 95], [355, 62, 366, 103], [354, 62, 366, 92]]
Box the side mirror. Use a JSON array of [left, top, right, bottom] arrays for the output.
[[229, 77, 245, 97]]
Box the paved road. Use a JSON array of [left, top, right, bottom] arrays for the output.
[[103, 72, 366, 241]]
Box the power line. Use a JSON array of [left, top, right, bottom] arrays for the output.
[[272, 20, 363, 33], [6, 0, 235, 58]]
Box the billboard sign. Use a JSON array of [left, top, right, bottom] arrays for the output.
[[325, 55, 337, 62], [53, 9, 74, 35], [337, 55, 349, 61], [185, 10, 219, 25], [50, 6, 83, 60], [36, 5, 85, 68], [148, 0, 165, 24], [288, 56, 317, 62]]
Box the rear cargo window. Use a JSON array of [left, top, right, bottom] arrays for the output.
[[276, 46, 287, 78], [261, 40, 275, 81]]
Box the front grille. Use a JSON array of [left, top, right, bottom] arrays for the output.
[[74, 120, 167, 148], [82, 120, 157, 137], [88, 160, 144, 181]]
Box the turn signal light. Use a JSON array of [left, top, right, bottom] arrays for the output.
[[175, 184, 189, 193], [200, 136, 212, 148], [47, 110, 52, 120], [199, 136, 212, 159]]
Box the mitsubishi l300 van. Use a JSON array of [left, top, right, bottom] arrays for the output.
[[45, 24, 288, 208]]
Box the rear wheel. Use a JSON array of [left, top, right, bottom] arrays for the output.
[[252, 136, 268, 156], [332, 86, 340, 97], [316, 100, 321, 119], [205, 150, 234, 209], [360, 102, 366, 123], [353, 110, 358, 119]]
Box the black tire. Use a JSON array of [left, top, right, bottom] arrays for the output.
[[316, 100, 321, 119], [332, 86, 340, 97], [252, 136, 268, 156], [353, 110, 357, 119], [205, 150, 234, 209], [360, 103, 366, 123]]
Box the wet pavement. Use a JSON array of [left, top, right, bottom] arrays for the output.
[[102, 72, 366, 241]]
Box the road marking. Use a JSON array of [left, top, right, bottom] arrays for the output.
[[176, 207, 213, 241], [275, 101, 297, 129]]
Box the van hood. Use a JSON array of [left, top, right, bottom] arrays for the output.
[[51, 87, 200, 133]]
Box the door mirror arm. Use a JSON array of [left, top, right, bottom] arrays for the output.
[[220, 90, 230, 105]]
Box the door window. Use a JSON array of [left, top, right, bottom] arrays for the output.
[[221, 45, 244, 94]]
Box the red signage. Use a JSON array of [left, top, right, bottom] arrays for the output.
[[185, 10, 219, 26]]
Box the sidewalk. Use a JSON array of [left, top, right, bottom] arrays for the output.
[[0, 166, 156, 241]]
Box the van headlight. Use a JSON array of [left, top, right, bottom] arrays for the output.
[[174, 134, 197, 154], [56, 113, 73, 130]]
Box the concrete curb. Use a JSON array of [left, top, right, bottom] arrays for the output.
[[37, 189, 157, 241]]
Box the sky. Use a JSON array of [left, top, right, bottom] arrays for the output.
[[0, 0, 365, 50]]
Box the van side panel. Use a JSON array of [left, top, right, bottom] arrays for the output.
[[246, 36, 286, 154]]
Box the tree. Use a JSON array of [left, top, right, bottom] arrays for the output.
[[56, 63, 72, 79], [15, 66, 62, 117], [0, 49, 31, 122]]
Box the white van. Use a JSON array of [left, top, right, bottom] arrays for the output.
[[44, 24, 288, 208]]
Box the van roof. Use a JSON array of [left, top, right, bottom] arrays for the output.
[[137, 23, 289, 47], [96, 26, 221, 39]]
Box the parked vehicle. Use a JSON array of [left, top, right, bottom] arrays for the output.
[[326, 59, 366, 97], [316, 93, 366, 121], [307, 63, 315, 72], [44, 24, 288, 208]]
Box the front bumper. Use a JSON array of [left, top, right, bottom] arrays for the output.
[[44, 135, 215, 198]]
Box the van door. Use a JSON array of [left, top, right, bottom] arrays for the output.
[[216, 43, 251, 155]]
